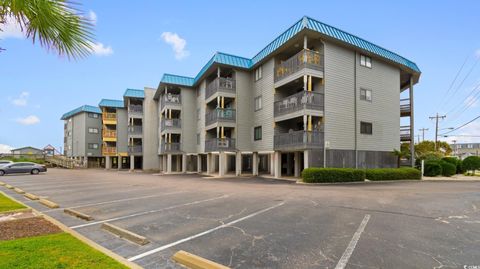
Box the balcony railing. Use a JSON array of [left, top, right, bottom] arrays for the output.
[[274, 91, 324, 118], [400, 126, 411, 141], [128, 125, 142, 135], [128, 145, 142, 154], [160, 94, 182, 110], [400, 98, 411, 116], [128, 105, 143, 115], [102, 146, 116, 155], [205, 108, 236, 126], [274, 49, 324, 82], [274, 130, 324, 150], [160, 142, 181, 153], [205, 137, 236, 152], [102, 129, 117, 138], [160, 118, 181, 131], [102, 112, 116, 121], [205, 77, 236, 99]]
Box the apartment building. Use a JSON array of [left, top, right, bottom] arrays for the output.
[[451, 143, 480, 159], [62, 16, 420, 178], [61, 105, 103, 167]]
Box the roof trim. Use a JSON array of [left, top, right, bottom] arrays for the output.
[[123, 88, 145, 99], [60, 105, 101, 120], [98, 99, 124, 108]]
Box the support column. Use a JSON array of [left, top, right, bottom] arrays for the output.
[[175, 155, 181, 172], [409, 78, 415, 167], [270, 153, 275, 176], [162, 155, 167, 173], [304, 150, 310, 169], [286, 153, 292, 176], [219, 152, 226, 177], [207, 153, 212, 175], [253, 152, 258, 176], [105, 156, 111, 169], [294, 152, 300, 178], [166, 154, 172, 174], [182, 154, 187, 173], [274, 151, 281, 178], [197, 155, 202, 173], [235, 152, 242, 176], [130, 155, 134, 171], [117, 156, 121, 170]]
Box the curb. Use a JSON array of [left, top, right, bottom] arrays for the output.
[[13, 187, 25, 194], [0, 191, 141, 269], [24, 193, 39, 200], [0, 181, 5, 186], [101, 222, 149, 246], [172, 250, 230, 269], [64, 208, 94, 221], [39, 198, 59, 209], [5, 184, 14, 189]]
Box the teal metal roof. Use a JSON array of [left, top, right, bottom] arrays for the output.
[[61, 105, 101, 120], [161, 16, 420, 88], [98, 99, 124, 108], [123, 88, 145, 99]]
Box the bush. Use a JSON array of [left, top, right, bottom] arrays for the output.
[[462, 156, 480, 174], [424, 160, 442, 177], [302, 168, 365, 183], [442, 157, 461, 174], [366, 168, 421, 181], [440, 161, 456, 177]]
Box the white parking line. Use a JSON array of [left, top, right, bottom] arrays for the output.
[[42, 191, 187, 213], [69, 195, 229, 229], [335, 214, 371, 269], [127, 201, 285, 262]]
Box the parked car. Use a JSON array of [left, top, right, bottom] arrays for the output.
[[0, 160, 13, 167], [0, 162, 47, 176]]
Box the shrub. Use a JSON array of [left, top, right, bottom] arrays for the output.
[[462, 156, 480, 175], [439, 161, 456, 177], [442, 157, 461, 174], [301, 168, 365, 183], [366, 168, 421, 181], [424, 160, 442, 177]]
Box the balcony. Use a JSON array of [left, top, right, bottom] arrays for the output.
[[128, 145, 142, 155], [205, 108, 236, 127], [274, 49, 324, 83], [205, 137, 236, 152], [274, 130, 324, 151], [102, 146, 116, 156], [400, 126, 411, 141], [160, 118, 181, 132], [102, 129, 117, 142], [128, 126, 143, 136], [400, 98, 411, 117], [205, 77, 236, 100], [274, 91, 324, 120], [128, 105, 143, 117], [160, 142, 181, 153], [160, 94, 181, 110], [102, 112, 117, 124]]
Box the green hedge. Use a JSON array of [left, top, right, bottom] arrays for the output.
[[440, 161, 456, 177], [442, 157, 462, 174], [301, 168, 365, 183], [424, 160, 442, 176], [366, 168, 421, 181], [463, 156, 480, 174]]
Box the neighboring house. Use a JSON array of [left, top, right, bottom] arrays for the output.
[[450, 143, 480, 159], [43, 144, 60, 156], [61, 105, 103, 167], [10, 146, 44, 156], [62, 16, 421, 178]]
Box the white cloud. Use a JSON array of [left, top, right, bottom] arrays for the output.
[[89, 41, 113, 56], [160, 32, 190, 60], [0, 14, 24, 39], [88, 10, 97, 25], [0, 144, 14, 154], [11, 91, 29, 106], [16, 115, 40, 125], [444, 121, 480, 144], [475, 49, 480, 59]]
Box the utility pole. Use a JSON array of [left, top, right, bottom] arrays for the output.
[[418, 128, 429, 142], [451, 139, 457, 157], [429, 113, 446, 151]]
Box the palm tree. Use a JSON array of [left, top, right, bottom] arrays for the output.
[[393, 149, 411, 168], [0, 0, 94, 59]]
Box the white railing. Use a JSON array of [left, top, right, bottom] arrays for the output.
[[274, 91, 324, 117]]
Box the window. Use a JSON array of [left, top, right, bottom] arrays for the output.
[[88, 127, 99, 134], [255, 66, 263, 81], [360, 54, 372, 68], [254, 126, 262, 141], [254, 96, 262, 111], [88, 143, 99, 149], [88, 113, 99, 118], [467, 144, 474, 149], [360, 89, 372, 101], [197, 133, 200, 145], [360, 122, 373, 135]]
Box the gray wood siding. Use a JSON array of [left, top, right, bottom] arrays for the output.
[[72, 113, 86, 156], [235, 70, 253, 151], [253, 58, 275, 152], [116, 108, 128, 153], [143, 87, 159, 170], [84, 113, 102, 157], [181, 87, 197, 153], [356, 54, 400, 152], [324, 42, 355, 150], [196, 81, 206, 153]]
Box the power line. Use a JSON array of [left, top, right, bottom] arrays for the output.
[[443, 56, 480, 107], [444, 82, 480, 117], [441, 114, 480, 136], [429, 113, 447, 151], [441, 54, 470, 104], [418, 128, 429, 141]]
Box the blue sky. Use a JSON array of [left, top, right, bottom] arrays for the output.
[[1, 0, 480, 152]]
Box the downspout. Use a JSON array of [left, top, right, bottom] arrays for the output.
[[354, 52, 358, 168]]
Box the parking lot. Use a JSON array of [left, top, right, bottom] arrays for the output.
[[1, 168, 479, 268]]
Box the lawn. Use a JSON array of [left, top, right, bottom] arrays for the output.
[[0, 233, 129, 269], [0, 192, 26, 213]]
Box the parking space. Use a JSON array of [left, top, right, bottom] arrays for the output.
[[1, 168, 479, 268]]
